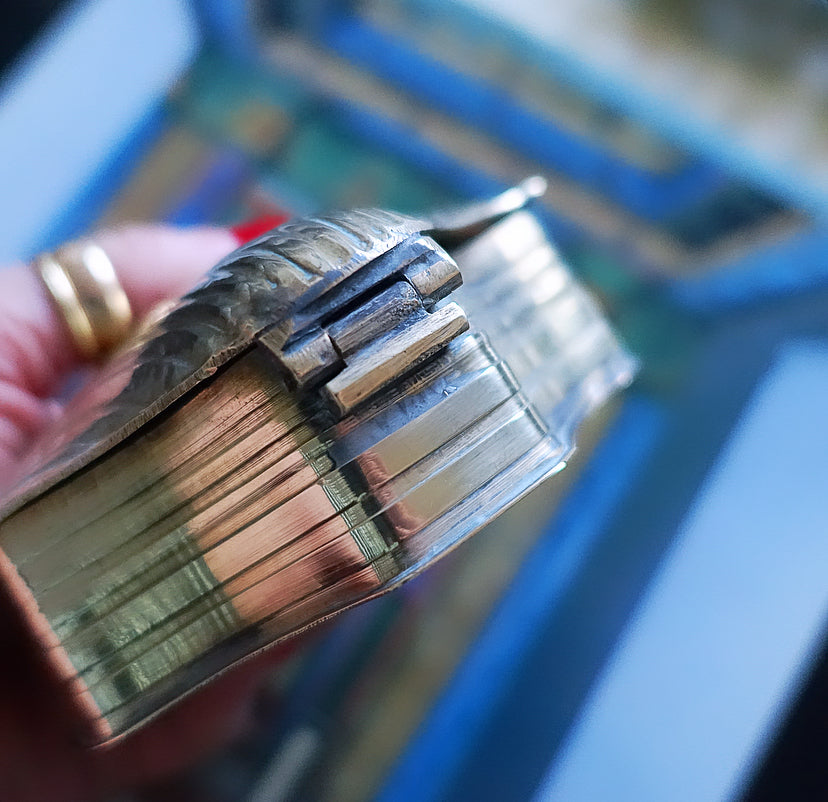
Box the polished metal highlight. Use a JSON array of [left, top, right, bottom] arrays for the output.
[[0, 179, 636, 743], [33, 240, 133, 360]]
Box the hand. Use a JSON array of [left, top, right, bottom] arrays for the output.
[[0, 224, 293, 801]]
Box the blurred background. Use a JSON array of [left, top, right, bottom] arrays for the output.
[[2, 1, 828, 799]]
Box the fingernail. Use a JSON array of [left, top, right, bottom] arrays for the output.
[[230, 213, 290, 245]]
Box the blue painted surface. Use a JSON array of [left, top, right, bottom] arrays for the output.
[[15, 7, 828, 796], [375, 398, 665, 802], [35, 103, 167, 253], [533, 342, 828, 802], [164, 147, 251, 225], [326, 100, 582, 247], [671, 227, 828, 312], [391, 0, 828, 221], [327, 100, 503, 202], [192, 0, 257, 59], [318, 15, 726, 223]]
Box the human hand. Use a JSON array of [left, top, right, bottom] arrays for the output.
[[0, 221, 295, 801]]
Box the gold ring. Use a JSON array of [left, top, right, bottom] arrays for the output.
[[33, 240, 133, 360]]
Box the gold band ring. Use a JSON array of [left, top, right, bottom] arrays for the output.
[[33, 241, 133, 360]]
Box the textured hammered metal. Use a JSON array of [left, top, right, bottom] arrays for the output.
[[4, 210, 424, 514]]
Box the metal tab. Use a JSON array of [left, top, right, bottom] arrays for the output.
[[261, 236, 469, 415], [327, 281, 421, 357], [324, 302, 469, 414], [265, 328, 342, 387], [400, 240, 461, 305]]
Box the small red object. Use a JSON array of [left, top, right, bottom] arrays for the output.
[[230, 213, 290, 245]]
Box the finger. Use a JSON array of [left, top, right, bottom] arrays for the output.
[[0, 225, 238, 469], [0, 225, 238, 400]]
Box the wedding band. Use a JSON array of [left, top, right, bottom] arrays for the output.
[[33, 241, 133, 360], [1, 180, 635, 743]]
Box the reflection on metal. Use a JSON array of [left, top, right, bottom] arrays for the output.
[[0, 180, 635, 743]]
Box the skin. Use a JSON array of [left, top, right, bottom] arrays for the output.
[[0, 226, 300, 801]]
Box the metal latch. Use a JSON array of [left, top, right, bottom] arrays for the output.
[[257, 236, 469, 415]]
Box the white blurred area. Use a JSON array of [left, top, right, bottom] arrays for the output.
[[535, 341, 828, 801], [465, 0, 828, 215], [0, 0, 197, 263]]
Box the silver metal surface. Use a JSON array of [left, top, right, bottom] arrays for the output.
[[0, 180, 635, 743], [322, 302, 469, 414]]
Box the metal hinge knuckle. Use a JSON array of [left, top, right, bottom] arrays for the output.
[[258, 236, 469, 415]]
